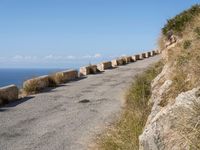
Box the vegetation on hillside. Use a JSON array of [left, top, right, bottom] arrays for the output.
[[162, 4, 200, 36], [160, 13, 200, 103], [96, 4, 200, 150], [96, 61, 163, 150], [159, 5, 200, 148]]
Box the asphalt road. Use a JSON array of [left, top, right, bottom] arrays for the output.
[[0, 55, 160, 150]]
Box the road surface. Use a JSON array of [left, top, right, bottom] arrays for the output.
[[0, 55, 160, 150]]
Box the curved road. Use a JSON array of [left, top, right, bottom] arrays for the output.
[[0, 56, 160, 150]]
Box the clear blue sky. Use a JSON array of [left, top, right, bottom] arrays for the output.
[[0, 0, 199, 68]]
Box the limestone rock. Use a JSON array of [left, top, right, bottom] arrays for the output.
[[139, 86, 200, 150]]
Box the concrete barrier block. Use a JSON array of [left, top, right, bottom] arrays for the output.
[[97, 61, 112, 71], [131, 56, 137, 62], [89, 65, 98, 74], [80, 65, 98, 76], [145, 52, 151, 58], [23, 75, 49, 94], [80, 66, 90, 76], [0, 85, 18, 104], [133, 54, 140, 61], [118, 58, 126, 65], [111, 58, 125, 67], [53, 70, 78, 84], [155, 49, 161, 54], [111, 59, 117, 67], [150, 51, 156, 56], [122, 56, 132, 63], [139, 53, 146, 60]]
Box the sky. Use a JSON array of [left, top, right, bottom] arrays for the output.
[[0, 0, 199, 68]]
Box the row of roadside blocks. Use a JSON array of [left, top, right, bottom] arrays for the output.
[[0, 50, 160, 106]]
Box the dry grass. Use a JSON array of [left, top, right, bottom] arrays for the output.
[[48, 76, 58, 87], [157, 34, 166, 51], [95, 61, 163, 150], [50, 73, 64, 85], [23, 79, 43, 95], [159, 14, 200, 103], [175, 95, 200, 150], [23, 76, 57, 95], [187, 99, 200, 149], [158, 11, 200, 149]]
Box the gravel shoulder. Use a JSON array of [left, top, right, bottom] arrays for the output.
[[0, 56, 160, 150]]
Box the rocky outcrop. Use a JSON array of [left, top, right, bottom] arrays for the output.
[[139, 12, 200, 149], [140, 86, 200, 150]]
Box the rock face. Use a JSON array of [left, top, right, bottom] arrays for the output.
[[140, 87, 200, 150], [139, 42, 200, 149], [0, 85, 18, 104]]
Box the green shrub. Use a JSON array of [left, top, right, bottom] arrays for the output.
[[97, 61, 164, 150], [194, 27, 200, 38], [183, 40, 192, 49], [162, 4, 200, 36], [176, 53, 190, 66]]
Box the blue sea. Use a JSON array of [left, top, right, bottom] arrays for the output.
[[0, 68, 66, 88]]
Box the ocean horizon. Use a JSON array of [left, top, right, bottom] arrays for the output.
[[0, 68, 70, 88]]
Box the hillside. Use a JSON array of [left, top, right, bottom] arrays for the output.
[[96, 4, 200, 150], [140, 4, 200, 149]]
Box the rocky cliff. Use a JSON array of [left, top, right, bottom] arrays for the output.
[[139, 5, 200, 150]]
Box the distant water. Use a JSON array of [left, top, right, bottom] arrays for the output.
[[0, 68, 66, 88]]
